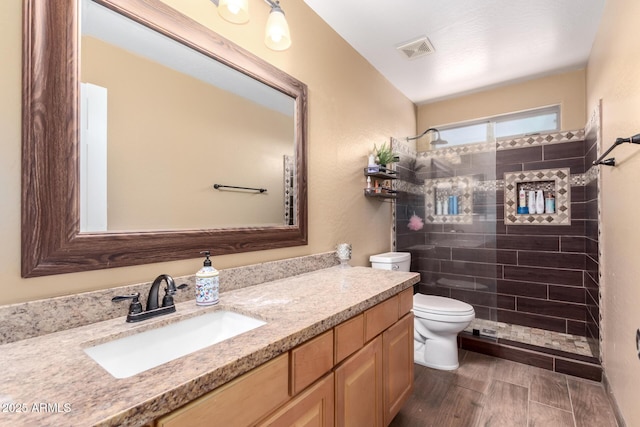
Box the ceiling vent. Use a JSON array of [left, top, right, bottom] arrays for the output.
[[396, 36, 435, 60]]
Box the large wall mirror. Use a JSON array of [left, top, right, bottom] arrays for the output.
[[22, 0, 308, 277]]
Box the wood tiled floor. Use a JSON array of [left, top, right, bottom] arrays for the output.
[[390, 350, 619, 427]]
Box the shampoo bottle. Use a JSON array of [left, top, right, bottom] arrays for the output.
[[545, 192, 556, 214], [519, 188, 527, 208], [195, 251, 219, 306], [528, 190, 537, 214], [536, 190, 544, 215]]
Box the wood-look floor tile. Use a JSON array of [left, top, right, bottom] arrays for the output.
[[528, 401, 575, 427], [390, 352, 620, 427], [390, 365, 456, 427], [477, 380, 528, 427], [530, 371, 572, 411], [455, 351, 497, 394], [492, 357, 535, 388], [433, 385, 484, 427], [567, 378, 618, 427]]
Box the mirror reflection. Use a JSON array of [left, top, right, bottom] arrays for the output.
[[79, 0, 296, 232]]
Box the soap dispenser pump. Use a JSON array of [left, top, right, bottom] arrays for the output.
[[195, 251, 219, 306]]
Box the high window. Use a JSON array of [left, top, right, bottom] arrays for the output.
[[437, 105, 560, 147]]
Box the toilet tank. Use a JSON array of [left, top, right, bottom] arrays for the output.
[[369, 252, 411, 272]]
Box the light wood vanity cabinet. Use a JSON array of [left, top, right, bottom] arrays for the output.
[[155, 288, 413, 427], [257, 373, 335, 427], [291, 330, 334, 395], [155, 354, 290, 427], [335, 288, 414, 427], [335, 336, 384, 427], [382, 313, 414, 426]]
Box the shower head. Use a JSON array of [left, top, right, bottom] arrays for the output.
[[406, 128, 448, 145]]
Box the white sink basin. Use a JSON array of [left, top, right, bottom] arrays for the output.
[[84, 310, 266, 378]]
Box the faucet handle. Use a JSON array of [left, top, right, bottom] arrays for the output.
[[161, 284, 188, 307], [112, 293, 143, 315]]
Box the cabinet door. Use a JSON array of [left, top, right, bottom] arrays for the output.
[[335, 335, 383, 427], [382, 313, 414, 426], [258, 373, 334, 427], [155, 354, 289, 427]]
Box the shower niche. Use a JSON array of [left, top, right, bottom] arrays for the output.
[[504, 168, 571, 225], [425, 175, 474, 224]]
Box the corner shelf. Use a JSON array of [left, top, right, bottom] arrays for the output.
[[364, 167, 397, 199]]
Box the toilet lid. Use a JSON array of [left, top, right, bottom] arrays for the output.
[[413, 294, 474, 315]]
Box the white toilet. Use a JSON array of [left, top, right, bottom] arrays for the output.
[[369, 251, 475, 371], [413, 294, 475, 370]]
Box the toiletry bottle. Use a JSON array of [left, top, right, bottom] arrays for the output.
[[519, 188, 526, 208], [443, 198, 449, 215], [545, 192, 555, 214], [528, 190, 536, 214], [436, 197, 443, 215], [452, 194, 458, 215], [367, 154, 378, 173], [536, 190, 544, 215], [195, 251, 219, 306], [366, 176, 372, 191]]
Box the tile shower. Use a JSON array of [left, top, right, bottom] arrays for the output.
[[393, 118, 601, 379]]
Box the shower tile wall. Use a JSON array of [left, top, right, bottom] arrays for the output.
[[394, 130, 600, 358]]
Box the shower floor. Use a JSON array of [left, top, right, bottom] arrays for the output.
[[465, 318, 595, 358]]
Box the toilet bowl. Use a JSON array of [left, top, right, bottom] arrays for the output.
[[413, 294, 475, 370]]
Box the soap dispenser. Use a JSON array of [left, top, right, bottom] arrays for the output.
[[195, 251, 219, 306]]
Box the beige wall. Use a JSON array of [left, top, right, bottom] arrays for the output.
[[416, 68, 586, 134], [0, 0, 415, 304], [82, 37, 292, 229], [587, 0, 640, 424]]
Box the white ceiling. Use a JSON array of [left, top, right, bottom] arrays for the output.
[[302, 0, 605, 104]]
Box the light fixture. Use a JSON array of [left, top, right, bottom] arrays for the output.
[[211, 0, 292, 51], [406, 128, 448, 145], [218, 0, 249, 24], [264, 0, 291, 51]]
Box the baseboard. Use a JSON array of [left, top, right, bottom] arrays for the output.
[[602, 371, 627, 427]]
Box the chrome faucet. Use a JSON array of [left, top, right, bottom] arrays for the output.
[[112, 274, 187, 323]]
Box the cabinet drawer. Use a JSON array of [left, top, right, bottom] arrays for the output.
[[398, 287, 414, 317], [156, 353, 289, 427], [334, 314, 364, 365], [364, 296, 398, 342], [291, 330, 334, 395]]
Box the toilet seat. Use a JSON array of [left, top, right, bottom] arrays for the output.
[[413, 294, 474, 317]]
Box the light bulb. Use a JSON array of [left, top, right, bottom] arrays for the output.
[[270, 32, 283, 43], [218, 0, 249, 24]]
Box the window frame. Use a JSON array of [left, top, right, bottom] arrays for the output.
[[435, 105, 561, 147]]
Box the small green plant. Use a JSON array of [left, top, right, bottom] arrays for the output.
[[373, 142, 398, 165]]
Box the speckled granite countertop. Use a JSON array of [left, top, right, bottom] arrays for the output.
[[0, 266, 419, 427]]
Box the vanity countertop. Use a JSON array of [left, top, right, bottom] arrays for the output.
[[0, 266, 419, 427]]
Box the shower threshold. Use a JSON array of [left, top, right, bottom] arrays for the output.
[[465, 318, 595, 358]]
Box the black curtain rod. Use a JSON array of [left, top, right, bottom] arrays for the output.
[[593, 133, 640, 167]]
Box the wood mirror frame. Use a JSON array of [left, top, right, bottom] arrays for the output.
[[22, 0, 308, 277]]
